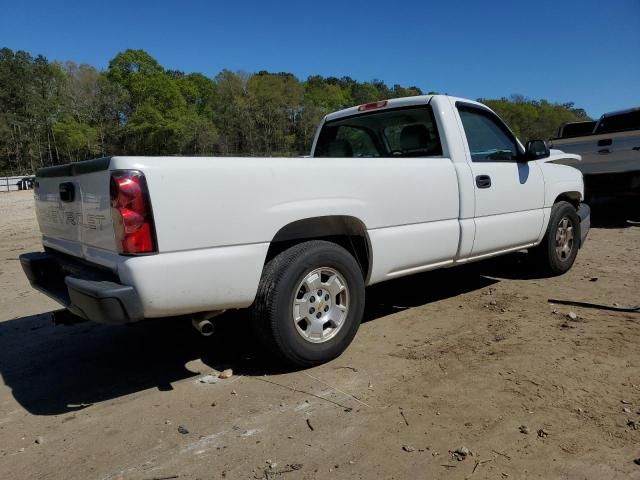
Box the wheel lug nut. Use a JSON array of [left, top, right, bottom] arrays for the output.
[[309, 307, 315, 314], [317, 290, 322, 296], [316, 312, 322, 319], [309, 296, 315, 303], [324, 306, 329, 312], [324, 294, 329, 301]]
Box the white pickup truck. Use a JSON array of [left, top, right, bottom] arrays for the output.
[[21, 95, 590, 366]]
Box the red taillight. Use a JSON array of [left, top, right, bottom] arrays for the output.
[[110, 171, 156, 254], [358, 100, 388, 111]]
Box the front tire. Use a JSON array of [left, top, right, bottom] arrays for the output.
[[252, 240, 365, 367], [533, 201, 580, 275]]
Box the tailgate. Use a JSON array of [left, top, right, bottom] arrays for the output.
[[34, 157, 116, 259]]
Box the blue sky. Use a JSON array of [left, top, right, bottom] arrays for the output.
[[1, 0, 638, 118]]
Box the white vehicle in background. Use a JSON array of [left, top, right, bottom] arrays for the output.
[[551, 107, 640, 198], [21, 95, 590, 367]]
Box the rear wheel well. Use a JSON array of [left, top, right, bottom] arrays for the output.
[[264, 216, 371, 282], [554, 192, 581, 209]]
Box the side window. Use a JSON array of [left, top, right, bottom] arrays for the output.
[[458, 106, 520, 161]]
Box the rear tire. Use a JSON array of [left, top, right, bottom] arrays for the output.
[[532, 201, 580, 276], [252, 240, 365, 367]]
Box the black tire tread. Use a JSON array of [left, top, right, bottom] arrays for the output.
[[252, 240, 363, 366], [533, 201, 580, 276]]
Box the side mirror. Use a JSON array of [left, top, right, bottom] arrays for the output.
[[524, 140, 550, 160]]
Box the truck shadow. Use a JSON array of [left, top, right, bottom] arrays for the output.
[[0, 258, 549, 416], [362, 265, 498, 321], [0, 313, 216, 415]]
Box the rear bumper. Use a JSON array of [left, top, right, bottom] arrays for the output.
[[19, 252, 144, 324], [577, 203, 590, 247]]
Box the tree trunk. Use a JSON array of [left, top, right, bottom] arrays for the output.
[[51, 128, 60, 164], [46, 129, 53, 165]]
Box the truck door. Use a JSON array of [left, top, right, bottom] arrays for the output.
[[455, 103, 545, 257]]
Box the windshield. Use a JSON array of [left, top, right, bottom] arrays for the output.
[[314, 105, 442, 158]]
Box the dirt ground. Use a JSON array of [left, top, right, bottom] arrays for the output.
[[0, 189, 639, 480]]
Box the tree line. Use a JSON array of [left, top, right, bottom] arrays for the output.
[[0, 47, 590, 175]]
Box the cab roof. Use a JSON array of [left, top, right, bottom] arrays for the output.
[[323, 94, 486, 123], [324, 95, 434, 122]]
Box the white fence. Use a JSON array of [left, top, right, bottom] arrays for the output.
[[0, 176, 35, 192]]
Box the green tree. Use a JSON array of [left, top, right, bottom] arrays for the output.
[[214, 69, 253, 154], [52, 115, 98, 160], [482, 95, 591, 142], [106, 49, 164, 84], [0, 48, 66, 172], [247, 72, 303, 155], [0, 46, 594, 173]]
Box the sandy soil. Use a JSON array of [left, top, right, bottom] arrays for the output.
[[0, 189, 639, 480]]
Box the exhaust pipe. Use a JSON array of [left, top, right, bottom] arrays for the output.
[[191, 310, 224, 337], [192, 318, 215, 336]]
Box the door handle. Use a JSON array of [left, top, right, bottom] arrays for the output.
[[59, 182, 75, 202], [597, 138, 612, 147], [633, 146, 640, 151], [475, 175, 492, 189], [598, 149, 611, 155]]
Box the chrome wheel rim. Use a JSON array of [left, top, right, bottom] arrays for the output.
[[555, 216, 575, 261], [292, 267, 349, 343]]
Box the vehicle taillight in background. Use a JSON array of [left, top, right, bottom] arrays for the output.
[[110, 171, 157, 254]]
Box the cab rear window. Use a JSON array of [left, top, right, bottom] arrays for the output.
[[314, 105, 442, 158], [558, 121, 596, 138], [595, 110, 640, 134]]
